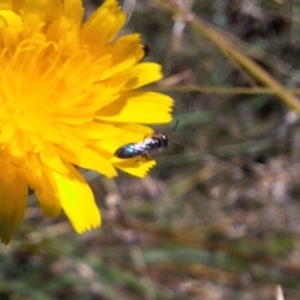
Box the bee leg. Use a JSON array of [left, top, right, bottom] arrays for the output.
[[140, 153, 149, 160], [145, 154, 152, 160], [136, 154, 148, 166]]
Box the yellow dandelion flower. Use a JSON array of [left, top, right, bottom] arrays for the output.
[[0, 0, 173, 244]]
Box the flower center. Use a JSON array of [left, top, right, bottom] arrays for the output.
[[0, 41, 57, 158]]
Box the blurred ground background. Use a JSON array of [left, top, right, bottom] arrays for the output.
[[2, 0, 300, 299]]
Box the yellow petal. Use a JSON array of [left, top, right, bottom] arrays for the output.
[[56, 144, 117, 178], [20, 0, 64, 30], [63, 0, 84, 28], [39, 145, 70, 174], [81, 0, 126, 51], [0, 10, 22, 29], [24, 154, 61, 217], [53, 163, 101, 233], [103, 62, 163, 90], [75, 122, 122, 140], [96, 91, 174, 123], [0, 2, 12, 10], [96, 34, 145, 80], [21, 0, 63, 17], [113, 158, 156, 178], [0, 161, 28, 244], [0, 9, 23, 47], [33, 175, 62, 217]]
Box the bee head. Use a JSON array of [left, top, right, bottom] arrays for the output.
[[160, 133, 168, 148]]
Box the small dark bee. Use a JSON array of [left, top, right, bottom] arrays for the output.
[[114, 133, 168, 159]]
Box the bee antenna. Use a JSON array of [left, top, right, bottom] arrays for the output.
[[169, 138, 187, 151], [171, 119, 179, 132]]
